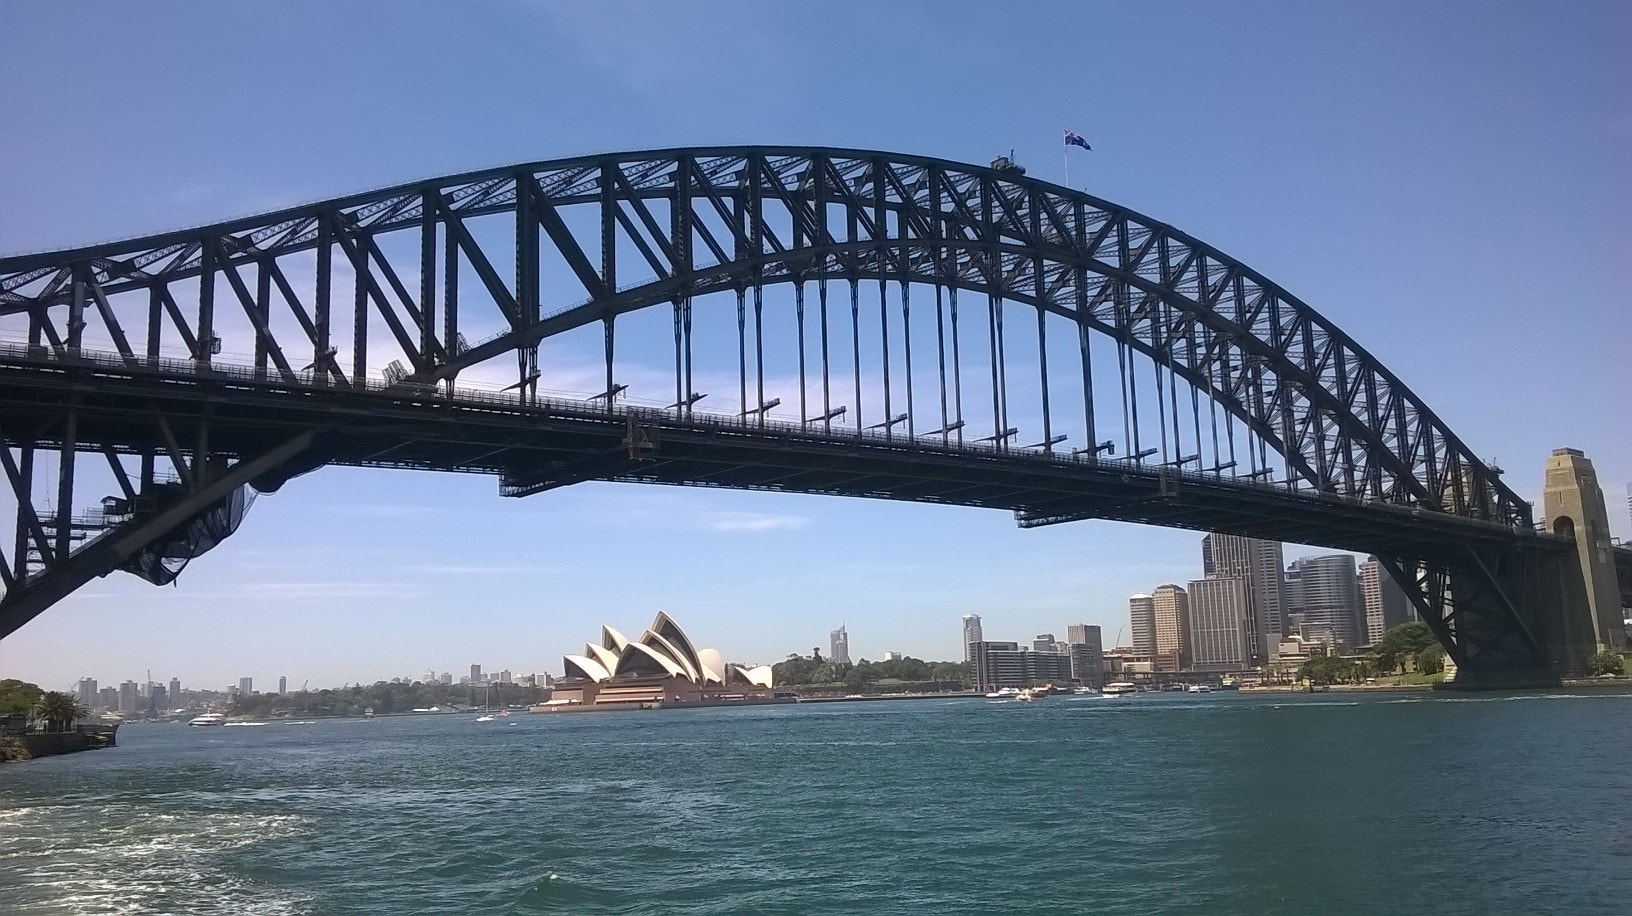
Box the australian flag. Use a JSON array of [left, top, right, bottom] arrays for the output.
[[1064, 129, 1092, 151]]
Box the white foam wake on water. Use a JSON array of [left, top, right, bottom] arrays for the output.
[[0, 802, 319, 915]]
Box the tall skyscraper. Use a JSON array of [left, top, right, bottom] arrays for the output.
[[119, 680, 138, 713], [1152, 584, 1191, 671], [1201, 533, 1287, 664], [1359, 557, 1413, 644], [169, 677, 181, 701], [1065, 624, 1104, 688], [1187, 577, 1252, 671], [1129, 594, 1156, 657], [1287, 555, 1363, 647], [962, 614, 983, 662], [829, 625, 852, 665], [238, 676, 254, 696]]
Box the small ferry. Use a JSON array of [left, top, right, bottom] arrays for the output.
[[984, 687, 1022, 699], [187, 713, 226, 727], [1101, 682, 1138, 696], [1186, 684, 1213, 694]]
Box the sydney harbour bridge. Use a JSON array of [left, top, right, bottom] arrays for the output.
[[1, 146, 1624, 687]]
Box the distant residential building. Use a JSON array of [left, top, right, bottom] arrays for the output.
[[1287, 555, 1363, 648], [169, 677, 181, 702], [119, 680, 139, 713], [1187, 577, 1252, 672], [1201, 533, 1287, 665], [99, 686, 118, 711], [971, 641, 1070, 690], [1359, 558, 1413, 645], [498, 669, 513, 685], [962, 614, 983, 662], [1030, 651, 1071, 685], [238, 677, 254, 697], [1032, 633, 1057, 653], [470, 664, 483, 684], [278, 676, 287, 696], [149, 685, 168, 714], [830, 625, 852, 666], [1129, 594, 1156, 658], [78, 677, 98, 710], [1152, 584, 1191, 672], [972, 640, 1021, 690], [882, 651, 903, 661], [1065, 624, 1104, 688], [439, 672, 453, 686]]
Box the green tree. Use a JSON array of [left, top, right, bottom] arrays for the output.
[[35, 691, 87, 732], [1299, 655, 1356, 685], [0, 678, 45, 717], [1372, 622, 1436, 674], [1585, 650, 1625, 677], [1415, 644, 1445, 675]]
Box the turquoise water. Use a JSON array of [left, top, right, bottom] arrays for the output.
[[2, 690, 1628, 915]]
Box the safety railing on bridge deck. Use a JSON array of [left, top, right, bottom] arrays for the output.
[[0, 341, 1532, 533]]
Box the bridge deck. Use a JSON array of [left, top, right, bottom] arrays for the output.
[[0, 349, 1560, 567]]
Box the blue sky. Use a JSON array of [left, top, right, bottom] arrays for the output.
[[2, 1, 1627, 692]]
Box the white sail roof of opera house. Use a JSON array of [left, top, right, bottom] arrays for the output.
[[559, 613, 773, 688], [562, 654, 611, 683]]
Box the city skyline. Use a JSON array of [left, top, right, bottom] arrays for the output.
[[1, 2, 1625, 688]]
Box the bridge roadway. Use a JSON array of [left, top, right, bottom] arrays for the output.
[[0, 344, 1568, 568]]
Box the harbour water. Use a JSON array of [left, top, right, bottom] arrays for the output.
[[2, 689, 1628, 915]]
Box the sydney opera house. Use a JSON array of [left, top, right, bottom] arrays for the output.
[[541, 612, 780, 711]]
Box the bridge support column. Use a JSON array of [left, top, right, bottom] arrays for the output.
[[1541, 448, 1626, 656], [1383, 546, 1559, 689], [1385, 538, 1614, 689]]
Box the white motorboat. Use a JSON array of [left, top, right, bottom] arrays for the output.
[[985, 687, 1021, 699], [1101, 682, 1138, 696], [187, 713, 226, 726]]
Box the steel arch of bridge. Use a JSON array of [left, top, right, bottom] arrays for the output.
[[1, 146, 1527, 528], [0, 146, 1569, 681]]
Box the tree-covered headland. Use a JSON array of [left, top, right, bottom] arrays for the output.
[[228, 680, 546, 717], [771, 653, 971, 693]]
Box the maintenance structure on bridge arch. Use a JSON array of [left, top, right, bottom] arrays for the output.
[[1, 146, 1624, 686]]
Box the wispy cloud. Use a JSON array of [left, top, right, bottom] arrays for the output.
[[420, 564, 548, 576], [322, 504, 442, 521], [703, 511, 810, 533], [174, 580, 430, 601]]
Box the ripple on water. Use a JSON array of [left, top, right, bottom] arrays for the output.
[[1, 691, 1630, 915]]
